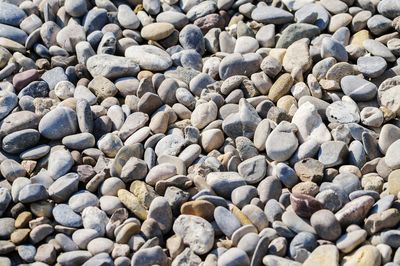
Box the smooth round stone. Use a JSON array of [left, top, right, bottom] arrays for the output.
[[64, 0, 88, 17], [0, 188, 11, 216], [62, 133, 95, 150], [335, 196, 375, 226], [276, 23, 320, 48], [141, 22, 174, 41], [0, 23, 28, 45], [157, 11, 188, 29], [303, 245, 339, 266], [282, 209, 316, 234], [340, 75, 377, 101], [2, 129, 40, 154], [251, 5, 293, 24], [47, 148, 74, 179], [218, 248, 250, 266], [1, 159, 26, 182], [385, 139, 400, 169], [357, 56, 387, 78], [53, 204, 82, 228], [48, 172, 79, 203], [268, 73, 293, 102], [82, 207, 108, 236], [57, 250, 92, 265], [234, 36, 259, 54], [69, 191, 99, 213], [18, 184, 48, 203], [206, 172, 246, 199], [266, 121, 298, 162], [118, 4, 140, 29], [0, 110, 38, 136], [231, 186, 258, 209], [0, 91, 17, 120], [379, 124, 400, 154], [179, 24, 205, 55], [72, 229, 100, 249], [290, 193, 322, 218], [381, 230, 400, 248], [18, 80, 49, 99], [214, 206, 241, 237], [148, 196, 172, 234], [238, 155, 267, 184], [0, 218, 15, 239], [97, 133, 123, 157], [360, 107, 384, 128], [0, 2, 26, 27], [125, 45, 172, 71], [377, 0, 400, 19], [86, 54, 140, 80], [321, 37, 348, 62], [289, 232, 317, 262], [131, 246, 168, 266], [38, 107, 78, 140], [291, 102, 331, 145], [274, 163, 297, 188], [363, 39, 396, 62], [326, 99, 360, 124], [56, 23, 86, 53], [17, 245, 36, 262], [154, 134, 185, 157], [173, 215, 214, 255], [87, 238, 114, 255], [310, 210, 341, 241], [242, 204, 268, 231], [341, 245, 381, 266], [219, 53, 262, 80], [191, 101, 218, 129]]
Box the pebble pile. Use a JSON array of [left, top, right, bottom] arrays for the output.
[[1, 0, 400, 265]]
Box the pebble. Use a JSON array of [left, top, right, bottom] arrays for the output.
[[86, 54, 139, 80], [125, 45, 172, 71], [340, 75, 377, 101], [357, 56, 387, 78], [252, 5, 293, 24], [38, 107, 78, 140], [336, 229, 367, 253], [335, 196, 375, 226], [266, 121, 298, 162], [303, 245, 339, 266], [341, 245, 381, 266], [218, 248, 250, 266], [173, 215, 214, 255]]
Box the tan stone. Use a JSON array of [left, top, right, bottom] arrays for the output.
[[10, 229, 30, 244], [115, 222, 141, 244], [291, 181, 319, 196], [149, 111, 169, 134], [181, 200, 215, 221], [388, 169, 400, 195], [364, 208, 400, 234], [277, 95, 297, 114], [15, 211, 32, 228], [130, 180, 158, 209], [117, 189, 148, 220], [141, 23, 175, 41], [229, 204, 252, 226], [268, 48, 286, 64], [350, 30, 371, 47], [303, 245, 339, 266], [341, 245, 381, 266], [200, 129, 224, 153], [268, 73, 294, 102]]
